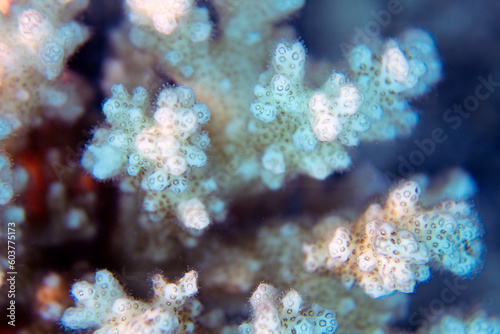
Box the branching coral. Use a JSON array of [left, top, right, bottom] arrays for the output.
[[81, 84, 223, 233], [427, 308, 500, 334], [0, 0, 496, 333], [88, 0, 444, 236], [195, 220, 409, 333], [0, 0, 89, 131], [239, 283, 338, 334], [61, 269, 201, 333], [303, 181, 484, 298], [0, 0, 90, 209]]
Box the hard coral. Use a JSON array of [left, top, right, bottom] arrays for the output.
[[303, 181, 484, 298]]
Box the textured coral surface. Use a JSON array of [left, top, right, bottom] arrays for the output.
[[0, 0, 500, 333]]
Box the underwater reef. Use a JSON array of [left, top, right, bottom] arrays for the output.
[[0, 0, 500, 333]]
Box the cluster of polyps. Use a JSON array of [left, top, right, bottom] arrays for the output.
[[303, 181, 484, 298]]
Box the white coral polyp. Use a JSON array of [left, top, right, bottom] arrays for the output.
[[166, 155, 188, 175], [153, 10, 178, 35], [281, 290, 303, 316], [312, 113, 342, 142], [147, 170, 170, 192], [62, 269, 199, 332], [262, 145, 286, 174], [250, 102, 277, 123], [273, 41, 306, 78], [18, 9, 50, 41], [167, 0, 193, 15], [128, 0, 193, 35], [308, 92, 331, 114], [135, 132, 157, 158], [85, 144, 127, 180], [181, 198, 210, 230], [293, 126, 317, 152], [385, 47, 409, 81], [328, 226, 352, 262], [156, 136, 180, 158], [349, 44, 373, 70], [154, 107, 177, 127], [337, 84, 363, 115], [271, 74, 291, 98], [386, 181, 421, 216], [381, 45, 417, 92], [177, 108, 198, 133], [189, 21, 211, 42]]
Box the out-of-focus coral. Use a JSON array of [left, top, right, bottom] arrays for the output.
[[0, 154, 14, 205], [44, 179, 97, 241], [239, 283, 338, 334], [426, 308, 500, 334], [195, 221, 408, 333], [348, 29, 442, 141], [0, 204, 25, 291], [412, 167, 478, 207], [35, 272, 68, 323], [0, 154, 27, 206], [0, 0, 90, 131], [61, 269, 201, 333], [303, 180, 484, 298], [14, 145, 98, 245], [0, 160, 27, 294]]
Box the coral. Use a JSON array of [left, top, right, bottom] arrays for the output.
[[246, 30, 440, 185], [348, 29, 442, 141], [239, 283, 338, 334], [93, 0, 444, 236], [0, 0, 498, 333], [34, 272, 67, 322], [82, 84, 210, 182], [303, 181, 484, 298], [427, 309, 500, 334], [44, 179, 97, 241], [195, 221, 408, 333], [0, 0, 89, 130], [81, 84, 221, 232], [0, 204, 25, 290], [0, 0, 90, 211], [61, 269, 201, 333]]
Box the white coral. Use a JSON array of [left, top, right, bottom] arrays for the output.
[[61, 269, 201, 333], [304, 181, 484, 298]]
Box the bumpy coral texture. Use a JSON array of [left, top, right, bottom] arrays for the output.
[[196, 221, 408, 333], [91, 0, 443, 234], [61, 269, 201, 333], [81, 84, 222, 232], [303, 181, 484, 298], [0, 0, 90, 207], [239, 283, 338, 334], [0, 0, 89, 131]]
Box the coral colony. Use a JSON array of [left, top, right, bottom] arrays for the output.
[[0, 0, 498, 333]]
